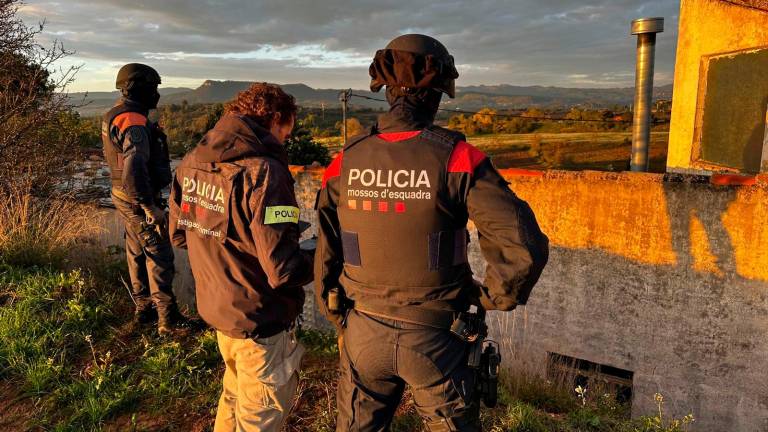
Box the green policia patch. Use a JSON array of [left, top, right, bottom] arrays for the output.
[[264, 206, 300, 224]]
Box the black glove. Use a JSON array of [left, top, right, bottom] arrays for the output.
[[141, 204, 166, 226]]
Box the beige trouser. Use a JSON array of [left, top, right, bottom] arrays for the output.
[[214, 330, 305, 432]]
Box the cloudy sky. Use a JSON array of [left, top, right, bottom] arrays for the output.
[[20, 0, 681, 93]]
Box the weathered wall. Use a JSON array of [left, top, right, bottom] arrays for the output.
[[668, 0, 768, 173], [496, 169, 768, 432], [99, 166, 768, 431], [292, 167, 768, 432]]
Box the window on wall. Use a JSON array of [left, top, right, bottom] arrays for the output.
[[693, 47, 768, 173], [547, 353, 634, 404]]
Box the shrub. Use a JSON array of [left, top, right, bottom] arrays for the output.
[[285, 123, 331, 166], [1, 0, 83, 191], [528, 134, 543, 159], [0, 186, 102, 268]]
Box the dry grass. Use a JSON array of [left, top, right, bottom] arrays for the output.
[[0, 186, 103, 267]]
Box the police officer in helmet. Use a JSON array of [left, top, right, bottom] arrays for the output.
[[102, 63, 183, 335], [315, 34, 550, 431]]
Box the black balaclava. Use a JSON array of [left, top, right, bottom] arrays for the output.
[[378, 86, 443, 132], [123, 84, 160, 111]]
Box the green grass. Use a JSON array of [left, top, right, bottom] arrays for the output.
[[0, 246, 693, 432], [0, 251, 224, 431]]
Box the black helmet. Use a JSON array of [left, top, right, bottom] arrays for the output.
[[369, 34, 459, 98], [116, 63, 161, 90]]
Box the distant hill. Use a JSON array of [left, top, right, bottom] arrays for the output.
[[160, 81, 359, 107], [71, 80, 674, 116], [72, 87, 193, 116], [446, 84, 674, 110]]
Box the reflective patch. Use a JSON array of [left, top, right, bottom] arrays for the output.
[[264, 206, 300, 224]]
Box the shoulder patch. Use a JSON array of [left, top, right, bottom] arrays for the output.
[[113, 112, 147, 132], [448, 141, 487, 174], [322, 152, 343, 189], [264, 206, 300, 224]]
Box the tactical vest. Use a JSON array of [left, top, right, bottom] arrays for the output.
[[101, 104, 172, 193], [338, 126, 473, 307]]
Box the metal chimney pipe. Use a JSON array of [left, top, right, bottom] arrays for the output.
[[630, 17, 664, 172]]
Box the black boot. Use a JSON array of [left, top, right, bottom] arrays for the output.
[[133, 306, 158, 326], [157, 307, 189, 336]]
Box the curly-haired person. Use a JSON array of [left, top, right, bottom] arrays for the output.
[[168, 83, 313, 432]]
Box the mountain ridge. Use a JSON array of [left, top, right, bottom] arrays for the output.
[[71, 80, 673, 116]]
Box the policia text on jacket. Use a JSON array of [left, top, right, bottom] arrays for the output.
[[315, 34, 549, 431]]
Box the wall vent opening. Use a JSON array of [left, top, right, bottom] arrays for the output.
[[547, 353, 634, 403]]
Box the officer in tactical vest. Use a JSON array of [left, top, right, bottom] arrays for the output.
[[315, 34, 550, 431], [102, 63, 182, 335]]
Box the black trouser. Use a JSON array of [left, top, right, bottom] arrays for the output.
[[337, 310, 480, 432], [112, 191, 176, 316]]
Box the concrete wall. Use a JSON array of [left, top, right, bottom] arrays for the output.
[[496, 169, 768, 432], [99, 166, 768, 431], [292, 166, 768, 432], [668, 0, 768, 174]]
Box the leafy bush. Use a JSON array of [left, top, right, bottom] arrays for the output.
[[0, 0, 83, 191], [285, 123, 331, 166], [157, 102, 224, 155]]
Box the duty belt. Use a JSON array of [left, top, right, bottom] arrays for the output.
[[353, 300, 461, 330]]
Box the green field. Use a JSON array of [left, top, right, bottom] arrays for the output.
[[318, 132, 670, 173]]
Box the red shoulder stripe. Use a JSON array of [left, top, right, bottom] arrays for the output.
[[113, 112, 147, 132], [322, 152, 343, 188], [447, 141, 487, 173]]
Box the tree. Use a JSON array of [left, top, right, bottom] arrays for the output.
[[284, 121, 331, 166], [0, 0, 81, 191], [471, 108, 497, 133], [522, 107, 545, 119], [335, 117, 364, 138], [158, 102, 224, 155], [447, 114, 478, 135]]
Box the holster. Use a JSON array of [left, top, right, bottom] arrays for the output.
[[327, 287, 352, 328], [477, 342, 500, 408], [455, 307, 500, 409]]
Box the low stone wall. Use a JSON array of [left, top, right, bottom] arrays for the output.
[[99, 167, 768, 431]]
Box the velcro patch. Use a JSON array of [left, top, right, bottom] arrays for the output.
[[264, 206, 300, 224], [129, 127, 144, 142]]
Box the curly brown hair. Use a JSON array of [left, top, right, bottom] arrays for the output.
[[225, 82, 297, 129]]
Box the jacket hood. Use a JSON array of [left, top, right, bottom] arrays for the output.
[[193, 113, 289, 165]]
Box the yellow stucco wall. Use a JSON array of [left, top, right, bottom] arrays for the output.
[[668, 0, 768, 172], [501, 170, 768, 282]]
